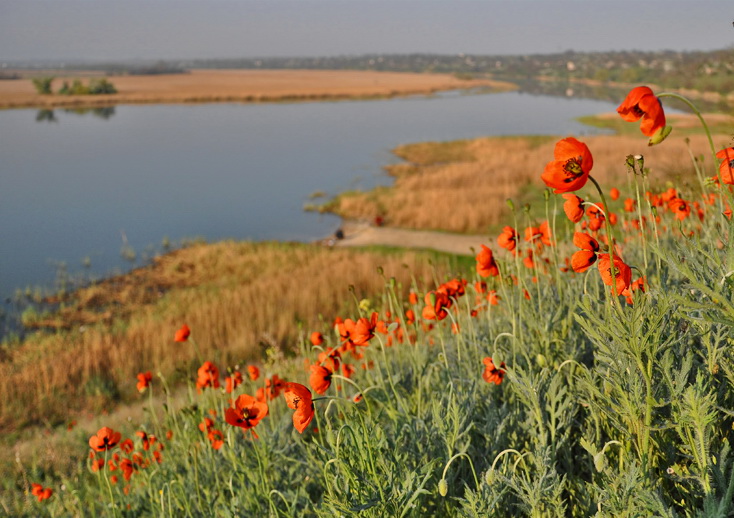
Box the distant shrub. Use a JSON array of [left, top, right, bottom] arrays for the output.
[[57, 77, 117, 96], [31, 76, 54, 95]]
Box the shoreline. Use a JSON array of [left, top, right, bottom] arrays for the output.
[[0, 69, 516, 110]]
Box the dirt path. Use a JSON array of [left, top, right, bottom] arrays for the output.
[[331, 220, 488, 256]]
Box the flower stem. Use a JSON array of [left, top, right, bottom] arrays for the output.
[[657, 92, 717, 172]]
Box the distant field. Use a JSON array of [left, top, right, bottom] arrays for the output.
[[0, 69, 514, 109]]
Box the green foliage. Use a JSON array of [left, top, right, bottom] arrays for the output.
[[57, 77, 117, 96], [31, 77, 54, 95], [6, 93, 734, 518]]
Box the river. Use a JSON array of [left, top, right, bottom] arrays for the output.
[[0, 89, 619, 304]]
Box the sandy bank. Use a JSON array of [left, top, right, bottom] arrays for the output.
[[0, 69, 515, 109]]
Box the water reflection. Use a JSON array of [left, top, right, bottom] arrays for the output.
[[514, 79, 727, 113], [35, 106, 116, 122], [35, 109, 57, 123]]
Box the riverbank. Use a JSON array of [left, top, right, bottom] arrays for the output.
[[314, 118, 733, 235], [0, 69, 515, 109]]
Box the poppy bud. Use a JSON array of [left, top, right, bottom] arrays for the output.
[[438, 479, 448, 497], [536, 354, 547, 368], [485, 470, 495, 485], [593, 452, 607, 473], [648, 125, 672, 146], [506, 198, 515, 211]]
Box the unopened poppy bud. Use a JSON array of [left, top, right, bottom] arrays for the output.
[[376, 266, 383, 276], [438, 479, 448, 497], [485, 470, 495, 485], [593, 452, 607, 472], [535, 354, 547, 368], [648, 125, 672, 146], [506, 198, 515, 211], [543, 188, 550, 201]]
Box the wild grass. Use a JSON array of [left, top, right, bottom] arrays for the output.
[[320, 129, 731, 234], [0, 241, 463, 436], [5, 89, 734, 517]]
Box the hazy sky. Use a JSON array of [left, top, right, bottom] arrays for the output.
[[1, 0, 732, 62]]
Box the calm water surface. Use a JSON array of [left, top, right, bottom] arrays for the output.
[[1, 90, 618, 299]]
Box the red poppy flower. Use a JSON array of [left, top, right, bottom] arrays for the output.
[[523, 249, 535, 269], [174, 324, 190, 342], [475, 245, 499, 277], [562, 193, 585, 223], [199, 418, 215, 436], [668, 198, 691, 220], [266, 374, 286, 400], [120, 458, 135, 481], [225, 394, 269, 436], [622, 276, 646, 305], [195, 361, 220, 392], [283, 382, 315, 434], [89, 427, 122, 452], [539, 221, 552, 246], [422, 290, 451, 321], [571, 232, 600, 273], [624, 198, 637, 213], [716, 147, 734, 185], [341, 363, 356, 379], [597, 254, 632, 295], [31, 483, 53, 502], [482, 357, 506, 385], [206, 429, 224, 449], [524, 225, 541, 244], [497, 226, 518, 252], [309, 364, 333, 395], [487, 290, 499, 306], [136, 371, 152, 393], [135, 430, 150, 451], [246, 365, 260, 381], [541, 137, 594, 193], [609, 188, 620, 201], [317, 347, 341, 372], [617, 86, 667, 139], [310, 331, 324, 346], [225, 371, 243, 394], [340, 313, 378, 346]]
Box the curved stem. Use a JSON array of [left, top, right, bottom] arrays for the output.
[[657, 92, 717, 166]]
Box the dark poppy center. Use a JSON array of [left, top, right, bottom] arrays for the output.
[[632, 105, 645, 117], [563, 158, 583, 180], [728, 159, 734, 168]]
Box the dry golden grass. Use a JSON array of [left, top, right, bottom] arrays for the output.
[[325, 130, 731, 234], [0, 69, 515, 109], [0, 241, 460, 433]]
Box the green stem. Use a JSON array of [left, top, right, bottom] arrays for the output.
[[657, 92, 717, 169], [588, 176, 622, 308]]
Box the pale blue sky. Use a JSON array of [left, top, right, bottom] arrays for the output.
[[1, 0, 732, 62]]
